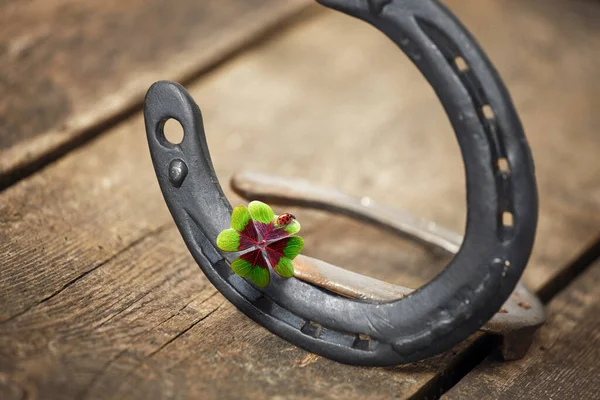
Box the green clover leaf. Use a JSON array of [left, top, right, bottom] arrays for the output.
[[215, 201, 304, 287]]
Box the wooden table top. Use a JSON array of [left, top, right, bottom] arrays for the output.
[[1, 0, 598, 399]]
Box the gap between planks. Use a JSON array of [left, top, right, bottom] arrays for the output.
[[441, 247, 600, 400], [0, 2, 319, 192], [416, 235, 600, 399]]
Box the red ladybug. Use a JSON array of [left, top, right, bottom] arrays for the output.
[[277, 213, 296, 226]]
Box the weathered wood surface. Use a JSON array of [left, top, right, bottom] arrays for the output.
[[444, 259, 600, 400], [1, 0, 599, 399], [450, 0, 600, 292], [0, 0, 310, 187]]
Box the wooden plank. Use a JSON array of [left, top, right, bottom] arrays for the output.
[[0, 225, 471, 400], [0, 0, 310, 187], [0, 0, 599, 398], [444, 259, 600, 400], [445, 0, 600, 291]]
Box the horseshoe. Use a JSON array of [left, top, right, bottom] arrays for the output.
[[143, 0, 539, 366]]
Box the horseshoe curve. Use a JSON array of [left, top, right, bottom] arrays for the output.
[[143, 0, 538, 366]]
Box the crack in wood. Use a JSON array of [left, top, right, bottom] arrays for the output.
[[93, 262, 201, 331], [149, 289, 221, 332], [0, 223, 172, 325], [147, 301, 225, 358]]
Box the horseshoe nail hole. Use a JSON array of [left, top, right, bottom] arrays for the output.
[[163, 118, 184, 144], [454, 56, 469, 72], [502, 212, 514, 228], [353, 334, 373, 351], [497, 157, 511, 174], [301, 321, 322, 338], [482, 104, 495, 119]]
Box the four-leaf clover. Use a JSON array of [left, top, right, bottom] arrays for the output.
[[216, 201, 304, 287]]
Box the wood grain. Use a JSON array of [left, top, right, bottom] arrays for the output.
[[1, 0, 599, 398], [444, 259, 600, 400], [445, 0, 600, 291], [0, 0, 310, 186]]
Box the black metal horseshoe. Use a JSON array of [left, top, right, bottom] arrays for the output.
[[143, 0, 538, 366]]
